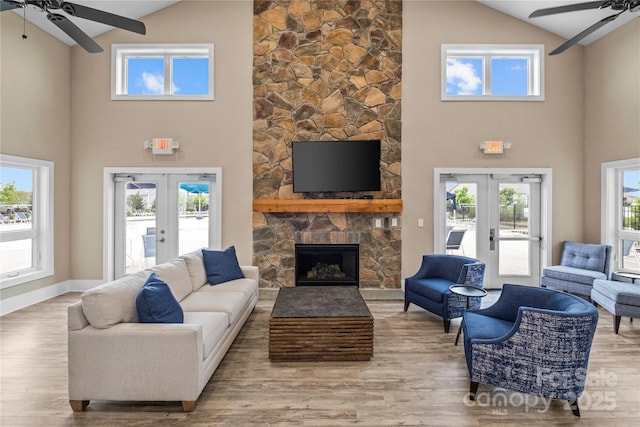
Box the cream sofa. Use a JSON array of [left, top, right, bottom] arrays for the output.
[[67, 249, 258, 412]]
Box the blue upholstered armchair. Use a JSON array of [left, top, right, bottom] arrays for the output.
[[404, 255, 485, 332], [463, 284, 598, 417], [541, 241, 611, 298]]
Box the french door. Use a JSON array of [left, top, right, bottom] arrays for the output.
[[435, 169, 551, 289], [104, 168, 221, 280]]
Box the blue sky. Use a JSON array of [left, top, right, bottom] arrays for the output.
[[1, 167, 32, 191], [127, 57, 209, 95], [446, 57, 527, 96], [624, 170, 640, 192]]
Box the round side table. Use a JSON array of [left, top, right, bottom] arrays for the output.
[[449, 285, 488, 346]]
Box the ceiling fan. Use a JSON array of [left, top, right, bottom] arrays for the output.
[[0, 0, 146, 53], [530, 0, 640, 55]]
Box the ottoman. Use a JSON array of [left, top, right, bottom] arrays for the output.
[[591, 279, 640, 334]]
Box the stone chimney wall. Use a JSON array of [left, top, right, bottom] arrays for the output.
[[252, 0, 402, 289]]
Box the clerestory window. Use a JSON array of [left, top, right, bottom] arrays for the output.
[[111, 44, 214, 100], [442, 44, 544, 101]]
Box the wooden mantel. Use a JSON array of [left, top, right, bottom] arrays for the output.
[[253, 199, 403, 213]]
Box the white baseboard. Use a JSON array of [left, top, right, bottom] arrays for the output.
[[0, 279, 102, 316]]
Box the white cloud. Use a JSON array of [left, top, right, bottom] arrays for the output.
[[446, 59, 482, 95], [136, 72, 180, 95], [140, 72, 164, 94]]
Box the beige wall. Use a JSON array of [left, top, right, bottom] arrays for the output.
[[0, 13, 72, 299], [583, 19, 640, 244], [69, 0, 253, 279], [402, 1, 586, 274]]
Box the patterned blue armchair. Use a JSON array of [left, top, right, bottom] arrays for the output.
[[541, 241, 611, 298], [463, 284, 598, 417], [404, 255, 485, 332]]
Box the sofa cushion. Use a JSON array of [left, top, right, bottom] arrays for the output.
[[202, 246, 244, 285], [542, 265, 607, 285], [181, 249, 208, 291], [81, 270, 148, 328], [136, 273, 184, 323], [197, 277, 258, 297], [405, 278, 455, 303], [561, 241, 608, 272], [183, 311, 228, 358], [593, 279, 640, 306], [463, 311, 514, 340], [180, 291, 247, 325], [149, 258, 193, 302]]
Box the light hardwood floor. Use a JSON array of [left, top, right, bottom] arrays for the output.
[[1, 292, 639, 426]]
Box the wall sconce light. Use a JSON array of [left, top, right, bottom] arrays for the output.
[[144, 138, 180, 155], [480, 140, 511, 154]]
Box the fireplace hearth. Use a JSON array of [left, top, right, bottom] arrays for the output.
[[295, 244, 359, 287]]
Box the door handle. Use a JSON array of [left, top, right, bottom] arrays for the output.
[[489, 228, 496, 251], [159, 237, 166, 243]]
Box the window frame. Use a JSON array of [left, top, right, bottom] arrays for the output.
[[441, 44, 544, 101], [0, 155, 54, 288], [111, 43, 214, 101], [602, 158, 640, 274]]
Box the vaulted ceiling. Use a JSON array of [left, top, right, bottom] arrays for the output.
[[7, 1, 639, 49]]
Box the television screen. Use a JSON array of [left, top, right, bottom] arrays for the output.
[[292, 140, 381, 193]]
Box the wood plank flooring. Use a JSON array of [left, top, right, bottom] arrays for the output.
[[1, 293, 639, 426]]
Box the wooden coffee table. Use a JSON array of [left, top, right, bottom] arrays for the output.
[[269, 286, 374, 361]]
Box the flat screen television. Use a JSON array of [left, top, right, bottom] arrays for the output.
[[292, 140, 381, 193]]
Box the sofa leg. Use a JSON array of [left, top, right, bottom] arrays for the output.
[[614, 315, 621, 334], [469, 382, 479, 401], [569, 399, 580, 416], [182, 401, 197, 412], [403, 299, 410, 311], [69, 400, 89, 412]]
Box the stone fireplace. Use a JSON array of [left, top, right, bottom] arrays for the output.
[[252, 0, 402, 290], [295, 243, 359, 286]]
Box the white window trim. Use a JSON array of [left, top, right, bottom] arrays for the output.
[[0, 155, 54, 289], [601, 157, 640, 272], [441, 44, 544, 101], [111, 43, 214, 101]]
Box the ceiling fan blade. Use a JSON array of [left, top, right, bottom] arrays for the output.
[[60, 2, 146, 35], [549, 11, 623, 55], [1, 0, 23, 12], [529, 1, 608, 18], [47, 13, 103, 53]]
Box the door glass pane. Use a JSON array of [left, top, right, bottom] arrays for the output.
[[178, 181, 210, 255], [125, 181, 157, 274], [446, 182, 476, 258], [498, 183, 530, 275]]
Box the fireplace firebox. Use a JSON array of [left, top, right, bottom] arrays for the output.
[[294, 244, 359, 287]]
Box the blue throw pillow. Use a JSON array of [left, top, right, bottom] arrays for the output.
[[136, 273, 184, 323], [202, 246, 245, 285]]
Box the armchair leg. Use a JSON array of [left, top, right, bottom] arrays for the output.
[[443, 318, 450, 333], [614, 315, 621, 334], [569, 399, 580, 417], [403, 299, 410, 311], [469, 382, 479, 401]]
